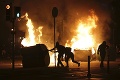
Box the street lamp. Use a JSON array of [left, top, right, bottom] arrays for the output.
[[6, 4, 11, 9], [6, 4, 11, 21]]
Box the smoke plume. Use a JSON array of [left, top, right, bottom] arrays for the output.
[[18, 0, 111, 49]]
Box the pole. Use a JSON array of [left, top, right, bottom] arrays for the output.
[[52, 7, 58, 67], [54, 17, 56, 67], [87, 56, 91, 78], [113, 27, 114, 45], [11, 1, 15, 70], [12, 18, 15, 70], [107, 54, 110, 73]]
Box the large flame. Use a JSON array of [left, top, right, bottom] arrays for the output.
[[65, 10, 98, 53], [21, 13, 43, 47], [21, 13, 55, 66], [21, 10, 98, 66]]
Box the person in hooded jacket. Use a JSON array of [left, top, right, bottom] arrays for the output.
[[97, 41, 109, 68]]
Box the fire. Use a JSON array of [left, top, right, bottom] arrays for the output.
[[21, 10, 98, 66], [21, 13, 55, 66], [65, 10, 98, 53], [21, 13, 43, 47]]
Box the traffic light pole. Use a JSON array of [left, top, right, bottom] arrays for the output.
[[11, 18, 15, 70], [10, 4, 21, 70], [7, 1, 21, 70]]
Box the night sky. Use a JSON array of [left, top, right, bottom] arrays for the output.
[[0, 0, 118, 49]]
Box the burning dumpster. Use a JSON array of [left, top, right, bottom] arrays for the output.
[[21, 44, 50, 68]]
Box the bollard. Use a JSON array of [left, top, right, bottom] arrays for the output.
[[107, 54, 110, 73], [87, 56, 91, 78]]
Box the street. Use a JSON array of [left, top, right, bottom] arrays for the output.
[[0, 57, 120, 80]]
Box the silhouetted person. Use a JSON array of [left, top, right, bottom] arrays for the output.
[[50, 42, 65, 67], [97, 41, 109, 68], [65, 47, 80, 67]]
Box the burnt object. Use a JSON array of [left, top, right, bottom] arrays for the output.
[[21, 44, 50, 68]]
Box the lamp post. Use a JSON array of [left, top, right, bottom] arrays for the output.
[[52, 7, 58, 67]]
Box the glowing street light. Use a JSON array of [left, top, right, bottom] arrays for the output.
[[6, 4, 10, 9], [6, 4, 11, 21]]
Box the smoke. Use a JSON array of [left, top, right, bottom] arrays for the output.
[[18, 0, 111, 48]]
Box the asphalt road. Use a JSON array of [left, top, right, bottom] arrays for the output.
[[0, 57, 120, 80]]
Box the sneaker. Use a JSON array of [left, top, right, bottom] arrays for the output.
[[78, 63, 80, 67]]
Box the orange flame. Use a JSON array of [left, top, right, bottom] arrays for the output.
[[20, 13, 58, 66], [21, 13, 43, 47], [65, 10, 98, 53]]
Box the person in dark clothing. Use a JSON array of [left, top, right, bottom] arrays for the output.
[[97, 41, 109, 68], [50, 42, 65, 67], [65, 47, 80, 67]]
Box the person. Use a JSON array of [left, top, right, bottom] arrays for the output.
[[65, 47, 80, 68], [97, 41, 109, 68], [50, 41, 65, 67]]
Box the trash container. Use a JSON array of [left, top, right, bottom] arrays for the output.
[[21, 44, 50, 68], [74, 49, 92, 61]]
